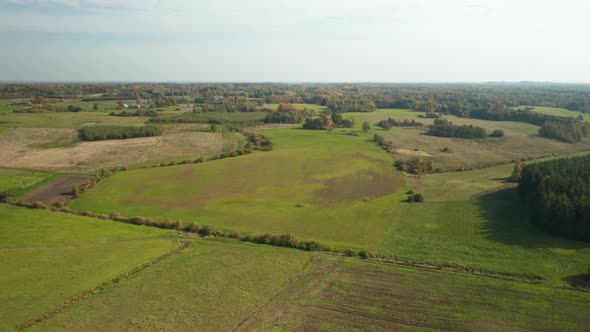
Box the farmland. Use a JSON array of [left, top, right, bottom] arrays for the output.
[[0, 204, 178, 331], [0, 127, 228, 172], [2, 83, 590, 331], [25, 244, 590, 332], [69, 129, 407, 250]]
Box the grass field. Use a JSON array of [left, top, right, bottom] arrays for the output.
[[238, 256, 590, 331], [0, 204, 178, 331], [28, 238, 312, 332], [70, 128, 407, 250], [345, 109, 590, 171], [519, 105, 590, 121], [0, 168, 61, 197], [25, 243, 590, 332]]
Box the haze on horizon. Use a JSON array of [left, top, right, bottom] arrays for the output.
[[1, 0, 589, 83]]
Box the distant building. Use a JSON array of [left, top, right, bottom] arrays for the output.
[[213, 95, 224, 100], [123, 104, 129, 109]]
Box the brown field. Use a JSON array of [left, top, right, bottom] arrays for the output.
[[21, 176, 92, 204], [383, 128, 590, 171], [0, 128, 224, 172]]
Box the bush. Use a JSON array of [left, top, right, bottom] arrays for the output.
[[0, 192, 10, 200], [408, 193, 424, 203], [199, 225, 216, 236], [489, 129, 505, 137], [395, 158, 436, 175]]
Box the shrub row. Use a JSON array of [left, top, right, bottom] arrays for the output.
[[79, 125, 163, 141], [109, 110, 159, 117]]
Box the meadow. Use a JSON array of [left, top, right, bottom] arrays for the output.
[[68, 123, 590, 280], [0, 204, 178, 331], [70, 128, 408, 250], [25, 241, 590, 332], [28, 238, 312, 332]]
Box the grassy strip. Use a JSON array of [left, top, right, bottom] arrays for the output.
[[0, 200, 546, 283], [14, 239, 191, 331]]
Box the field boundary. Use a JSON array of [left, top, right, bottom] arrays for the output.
[[13, 239, 191, 331]]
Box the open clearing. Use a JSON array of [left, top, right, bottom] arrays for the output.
[[21, 176, 91, 204], [26, 242, 590, 332], [0, 204, 177, 331], [0, 127, 226, 172], [70, 129, 407, 250]]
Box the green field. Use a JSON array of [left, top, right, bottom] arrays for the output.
[[70, 128, 407, 250], [0, 168, 60, 197], [28, 238, 312, 331], [68, 126, 590, 280], [0, 205, 178, 331], [520, 105, 590, 121], [27, 244, 590, 332]]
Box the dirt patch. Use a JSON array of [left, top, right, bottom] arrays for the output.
[[311, 170, 403, 207], [21, 176, 92, 205]]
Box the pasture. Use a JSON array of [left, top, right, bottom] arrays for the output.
[[343, 108, 590, 171], [0, 204, 177, 331], [70, 128, 408, 250], [28, 238, 312, 332], [0, 111, 149, 128], [25, 243, 590, 332], [68, 124, 590, 280]]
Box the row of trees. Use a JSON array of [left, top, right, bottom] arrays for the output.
[[376, 117, 424, 129], [5, 83, 590, 113], [519, 155, 590, 241], [263, 103, 315, 124], [79, 126, 163, 141], [538, 119, 590, 143], [109, 109, 159, 117], [426, 119, 488, 139]]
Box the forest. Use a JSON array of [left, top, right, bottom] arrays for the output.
[[519, 155, 590, 241], [79, 125, 163, 141]]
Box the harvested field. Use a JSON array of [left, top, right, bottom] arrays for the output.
[[21, 176, 92, 204], [0, 128, 224, 172]]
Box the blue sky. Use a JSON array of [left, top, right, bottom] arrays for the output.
[[1, 0, 589, 82]]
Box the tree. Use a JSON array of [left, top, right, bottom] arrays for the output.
[[489, 129, 505, 137], [509, 160, 525, 183], [93, 103, 99, 111], [362, 121, 371, 133]]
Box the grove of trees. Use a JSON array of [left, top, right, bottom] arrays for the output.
[[519, 155, 590, 241]]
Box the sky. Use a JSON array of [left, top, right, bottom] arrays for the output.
[[1, 0, 589, 82]]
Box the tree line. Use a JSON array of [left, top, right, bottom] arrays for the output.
[[519, 155, 590, 241], [79, 126, 163, 141]]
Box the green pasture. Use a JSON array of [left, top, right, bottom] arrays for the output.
[[70, 128, 407, 250], [0, 204, 177, 331], [29, 238, 312, 332]]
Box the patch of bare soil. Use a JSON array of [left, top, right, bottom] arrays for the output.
[[21, 176, 92, 205]]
